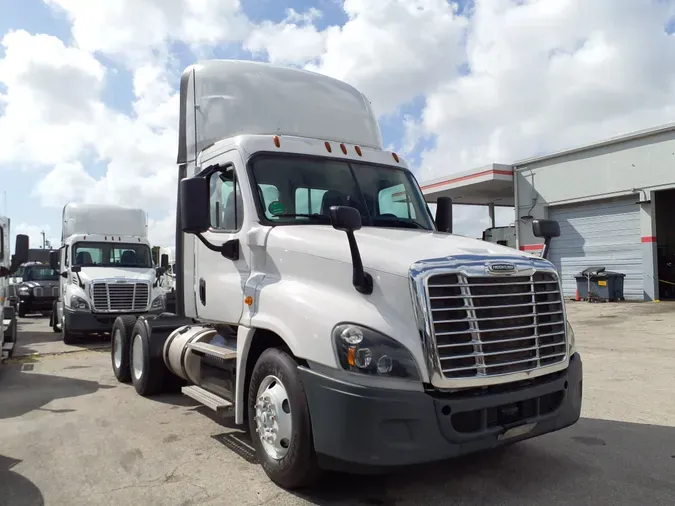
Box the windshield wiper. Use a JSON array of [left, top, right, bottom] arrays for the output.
[[272, 214, 332, 223], [375, 217, 427, 230]]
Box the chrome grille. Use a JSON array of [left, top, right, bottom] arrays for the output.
[[91, 282, 149, 312], [427, 271, 566, 379], [32, 286, 59, 298]]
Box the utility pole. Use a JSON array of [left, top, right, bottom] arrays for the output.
[[41, 230, 46, 249]]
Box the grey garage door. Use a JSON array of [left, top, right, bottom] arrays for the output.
[[547, 197, 643, 300]]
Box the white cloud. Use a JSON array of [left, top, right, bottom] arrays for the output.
[[45, 0, 251, 67], [416, 0, 675, 182], [4, 0, 675, 245], [0, 30, 105, 166]]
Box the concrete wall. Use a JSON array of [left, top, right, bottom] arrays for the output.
[[515, 129, 675, 251]]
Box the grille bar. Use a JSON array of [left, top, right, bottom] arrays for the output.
[[91, 282, 150, 312], [427, 271, 566, 379]]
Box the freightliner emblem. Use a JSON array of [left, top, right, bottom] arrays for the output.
[[487, 262, 517, 274]]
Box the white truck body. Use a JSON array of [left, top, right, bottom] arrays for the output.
[[53, 204, 166, 341], [110, 60, 582, 490], [1, 218, 29, 361]]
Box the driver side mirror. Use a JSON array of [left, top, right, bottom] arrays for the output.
[[532, 219, 560, 238], [10, 234, 29, 271], [49, 250, 59, 271], [329, 205, 362, 232], [435, 197, 453, 234], [160, 253, 169, 269], [180, 177, 210, 234]]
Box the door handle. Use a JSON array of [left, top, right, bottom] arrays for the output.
[[199, 278, 206, 306]]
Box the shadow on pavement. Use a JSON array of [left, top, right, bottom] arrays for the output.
[[0, 366, 115, 419], [13, 315, 110, 358], [0, 455, 44, 506], [287, 417, 675, 506]]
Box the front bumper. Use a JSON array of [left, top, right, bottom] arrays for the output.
[[299, 353, 582, 471], [64, 307, 165, 333], [19, 295, 56, 311]]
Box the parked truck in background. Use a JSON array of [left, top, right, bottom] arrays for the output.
[[110, 60, 583, 489], [0, 217, 29, 361], [49, 204, 168, 344]]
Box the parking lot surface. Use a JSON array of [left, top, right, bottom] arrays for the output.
[[2, 302, 675, 506]]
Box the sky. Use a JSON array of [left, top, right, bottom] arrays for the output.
[[1, 0, 675, 251]]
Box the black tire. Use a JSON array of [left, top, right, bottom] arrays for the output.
[[247, 348, 320, 490], [130, 320, 169, 397], [111, 315, 138, 383], [51, 302, 60, 333], [17, 303, 27, 318], [62, 314, 76, 345]]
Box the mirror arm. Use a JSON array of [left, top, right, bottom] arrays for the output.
[[346, 231, 373, 295], [194, 233, 239, 261]]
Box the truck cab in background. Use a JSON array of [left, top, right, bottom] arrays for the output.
[[0, 217, 29, 361], [110, 60, 582, 490], [50, 204, 167, 344]]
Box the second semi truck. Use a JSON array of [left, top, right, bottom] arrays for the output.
[[50, 204, 168, 344]]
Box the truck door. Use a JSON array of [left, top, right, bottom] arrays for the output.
[[194, 151, 250, 324]]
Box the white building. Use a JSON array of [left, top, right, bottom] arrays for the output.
[[421, 122, 675, 302]]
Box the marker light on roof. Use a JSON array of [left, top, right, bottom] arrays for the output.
[[340, 143, 347, 154], [355, 146, 362, 157], [392, 152, 400, 163], [325, 141, 332, 153], [273, 135, 280, 148]]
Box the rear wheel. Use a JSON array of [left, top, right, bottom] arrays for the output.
[[130, 321, 169, 397], [111, 315, 138, 383], [247, 348, 319, 490]]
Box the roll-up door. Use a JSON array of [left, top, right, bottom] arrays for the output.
[[547, 197, 643, 300]]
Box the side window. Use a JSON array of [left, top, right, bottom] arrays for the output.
[[295, 188, 328, 215], [0, 226, 4, 260], [209, 167, 243, 231], [64, 246, 69, 268], [378, 184, 417, 219]]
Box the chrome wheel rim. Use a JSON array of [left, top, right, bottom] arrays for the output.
[[113, 329, 123, 369], [254, 375, 292, 460], [132, 334, 143, 380]]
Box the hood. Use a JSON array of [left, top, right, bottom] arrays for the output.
[[77, 266, 156, 283], [265, 226, 539, 277]]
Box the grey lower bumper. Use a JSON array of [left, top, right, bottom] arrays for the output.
[[64, 307, 165, 333], [299, 353, 582, 471]]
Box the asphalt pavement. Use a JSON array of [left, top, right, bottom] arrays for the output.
[[1, 303, 674, 505]]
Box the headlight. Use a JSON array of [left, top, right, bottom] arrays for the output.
[[151, 295, 165, 309], [70, 295, 90, 311], [332, 324, 421, 381], [566, 320, 576, 355], [17, 287, 30, 295]]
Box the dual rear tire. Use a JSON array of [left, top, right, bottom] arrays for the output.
[[112, 317, 320, 489]]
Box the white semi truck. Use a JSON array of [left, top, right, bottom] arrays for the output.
[[49, 204, 168, 344], [1, 217, 29, 361], [110, 60, 583, 489]]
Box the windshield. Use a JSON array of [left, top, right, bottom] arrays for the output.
[[249, 155, 435, 230], [24, 266, 59, 281], [72, 242, 152, 268]]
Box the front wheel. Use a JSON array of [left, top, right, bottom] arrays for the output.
[[50, 302, 60, 333], [17, 303, 27, 318], [247, 348, 319, 490], [62, 314, 76, 345]]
